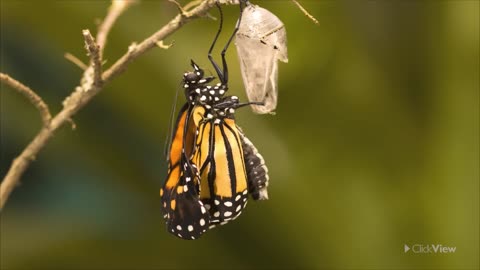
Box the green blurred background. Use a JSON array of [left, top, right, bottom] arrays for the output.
[[1, 0, 478, 269]]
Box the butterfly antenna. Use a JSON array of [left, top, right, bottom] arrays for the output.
[[164, 82, 181, 161]]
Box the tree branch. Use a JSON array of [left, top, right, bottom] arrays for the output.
[[0, 73, 52, 126], [96, 0, 137, 58], [0, 0, 238, 211], [102, 0, 226, 84], [82, 29, 103, 89], [64, 52, 88, 70]]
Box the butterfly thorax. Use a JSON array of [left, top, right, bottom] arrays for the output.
[[183, 60, 229, 106]]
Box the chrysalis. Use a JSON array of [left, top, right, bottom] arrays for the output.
[[235, 3, 288, 114]]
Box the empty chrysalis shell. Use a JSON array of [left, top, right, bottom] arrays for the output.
[[235, 3, 288, 114]]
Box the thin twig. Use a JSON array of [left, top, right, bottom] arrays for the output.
[[168, 0, 187, 16], [0, 0, 236, 211], [102, 0, 223, 84], [83, 30, 103, 88], [66, 118, 77, 130], [96, 0, 137, 58], [204, 12, 217, 21], [291, 0, 319, 26], [64, 52, 88, 70], [0, 73, 52, 126], [183, 0, 202, 12]]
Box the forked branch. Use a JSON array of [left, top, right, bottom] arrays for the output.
[[1, 0, 233, 211]]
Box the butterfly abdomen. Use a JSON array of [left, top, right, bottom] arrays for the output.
[[238, 129, 269, 200]]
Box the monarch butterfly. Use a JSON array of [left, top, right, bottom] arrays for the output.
[[161, 64, 269, 239], [159, 83, 209, 240], [160, 1, 269, 240], [235, 2, 288, 114]]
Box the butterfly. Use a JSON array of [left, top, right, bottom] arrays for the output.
[[160, 1, 269, 240]]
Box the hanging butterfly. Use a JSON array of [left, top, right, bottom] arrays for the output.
[[160, 1, 269, 240], [235, 1, 288, 114], [160, 59, 221, 240]]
